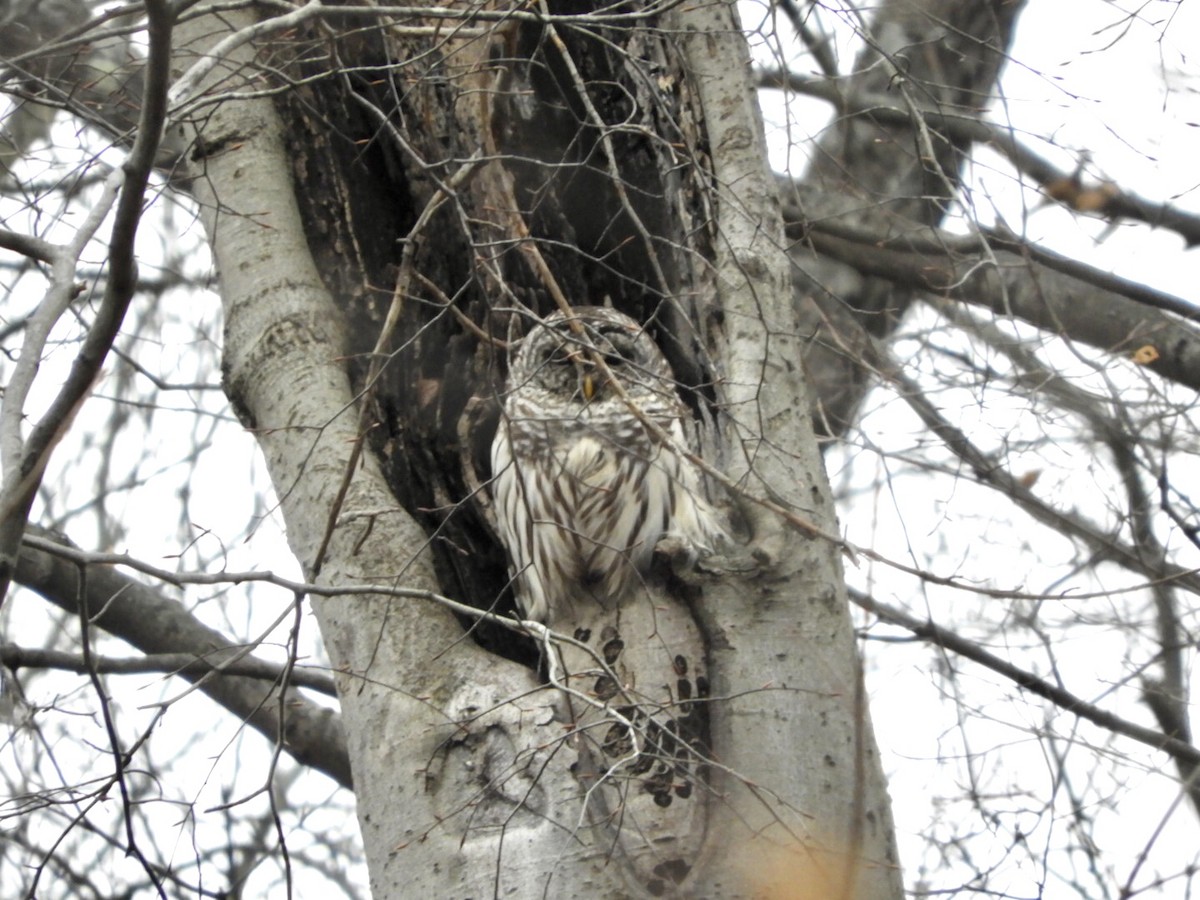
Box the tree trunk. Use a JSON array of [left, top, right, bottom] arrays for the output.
[[175, 1, 903, 895], [786, 0, 1026, 437]]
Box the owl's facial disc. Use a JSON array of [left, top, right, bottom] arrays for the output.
[[526, 317, 654, 408], [576, 336, 637, 403]]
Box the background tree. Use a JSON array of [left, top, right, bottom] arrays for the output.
[[1, 1, 1197, 898]]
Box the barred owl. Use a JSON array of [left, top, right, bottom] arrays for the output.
[[491, 307, 725, 625]]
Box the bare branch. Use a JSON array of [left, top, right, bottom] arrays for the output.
[[0, 643, 338, 697], [851, 588, 1200, 769], [788, 211, 1200, 392], [0, 228, 58, 264], [870, 346, 1200, 600], [13, 526, 351, 788], [0, 0, 176, 607], [762, 68, 1200, 247]]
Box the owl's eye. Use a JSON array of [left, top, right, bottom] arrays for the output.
[[539, 342, 574, 366], [602, 335, 640, 367], [532, 326, 646, 372]]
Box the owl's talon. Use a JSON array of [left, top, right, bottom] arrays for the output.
[[655, 535, 760, 585]]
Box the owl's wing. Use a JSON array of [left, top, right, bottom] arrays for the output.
[[490, 418, 552, 623]]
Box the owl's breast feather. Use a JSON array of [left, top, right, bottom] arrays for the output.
[[561, 436, 619, 488]]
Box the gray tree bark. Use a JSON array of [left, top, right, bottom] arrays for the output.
[[174, 0, 902, 896]]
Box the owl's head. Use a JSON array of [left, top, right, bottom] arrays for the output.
[[507, 307, 675, 408]]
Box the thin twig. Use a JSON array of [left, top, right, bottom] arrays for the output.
[[851, 588, 1200, 768]]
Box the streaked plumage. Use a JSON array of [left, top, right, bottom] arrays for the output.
[[491, 307, 724, 625]]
